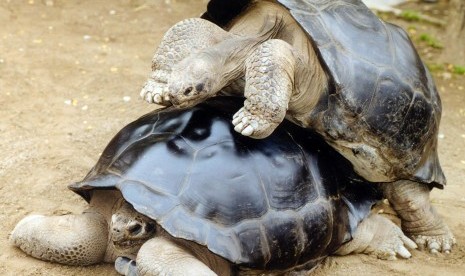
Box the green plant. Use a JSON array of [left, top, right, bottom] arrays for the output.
[[400, 10, 421, 21], [419, 33, 443, 49], [453, 65, 465, 75], [426, 63, 445, 72]]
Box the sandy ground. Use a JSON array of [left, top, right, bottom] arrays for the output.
[[0, 1, 464, 275]]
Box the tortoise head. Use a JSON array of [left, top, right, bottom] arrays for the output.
[[110, 201, 156, 256], [167, 51, 228, 108]]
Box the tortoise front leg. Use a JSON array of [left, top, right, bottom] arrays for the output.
[[384, 180, 456, 253], [116, 236, 231, 276], [115, 256, 137, 276], [140, 18, 232, 105], [336, 213, 417, 260], [10, 212, 109, 266], [232, 39, 296, 138]]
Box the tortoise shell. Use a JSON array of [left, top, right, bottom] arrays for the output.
[[202, 0, 445, 187], [70, 97, 380, 271]]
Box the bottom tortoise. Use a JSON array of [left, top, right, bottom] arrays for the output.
[[11, 97, 416, 275]]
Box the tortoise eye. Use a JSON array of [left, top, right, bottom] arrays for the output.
[[127, 223, 142, 235]]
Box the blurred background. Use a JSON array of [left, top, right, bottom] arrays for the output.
[[0, 0, 463, 275]]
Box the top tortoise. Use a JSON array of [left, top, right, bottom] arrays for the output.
[[140, 0, 455, 252]]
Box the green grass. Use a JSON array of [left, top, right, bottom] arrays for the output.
[[426, 63, 465, 76], [419, 33, 443, 49], [399, 10, 421, 21], [426, 63, 445, 72], [453, 65, 465, 75]]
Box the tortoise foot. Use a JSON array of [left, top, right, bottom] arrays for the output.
[[368, 216, 417, 260], [140, 76, 171, 106], [115, 256, 138, 276], [409, 227, 456, 254], [384, 180, 456, 254], [232, 107, 278, 139], [336, 214, 417, 260]]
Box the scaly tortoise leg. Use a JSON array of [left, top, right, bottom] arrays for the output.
[[232, 39, 297, 138], [336, 213, 417, 260], [10, 212, 109, 266], [383, 180, 456, 253], [140, 18, 231, 105]]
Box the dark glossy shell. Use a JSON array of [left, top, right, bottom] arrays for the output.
[[70, 97, 380, 271], [203, 0, 445, 187]]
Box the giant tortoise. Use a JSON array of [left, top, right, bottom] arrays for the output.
[[139, 0, 455, 253], [10, 98, 415, 275]]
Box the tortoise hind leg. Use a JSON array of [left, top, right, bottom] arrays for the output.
[[10, 212, 109, 266], [384, 180, 456, 253], [335, 213, 417, 260]]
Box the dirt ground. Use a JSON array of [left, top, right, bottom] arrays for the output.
[[0, 1, 464, 275]]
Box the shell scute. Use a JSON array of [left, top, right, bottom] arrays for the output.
[[260, 211, 304, 269]]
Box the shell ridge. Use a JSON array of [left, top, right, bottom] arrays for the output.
[[178, 135, 197, 152], [259, 222, 272, 265], [290, 210, 306, 264], [359, 71, 383, 116], [193, 139, 234, 152], [118, 178, 173, 198], [107, 131, 175, 172], [176, 149, 197, 196]]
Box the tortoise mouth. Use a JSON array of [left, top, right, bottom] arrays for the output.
[[170, 89, 218, 109], [113, 239, 146, 250], [172, 99, 195, 109]]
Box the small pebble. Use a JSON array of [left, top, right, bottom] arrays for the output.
[[441, 72, 452, 80], [461, 134, 465, 138], [123, 96, 131, 102], [109, 10, 116, 15], [83, 35, 92, 41], [65, 99, 78, 106], [110, 67, 118, 72], [438, 133, 445, 139], [81, 105, 88, 111], [461, 160, 465, 165]]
